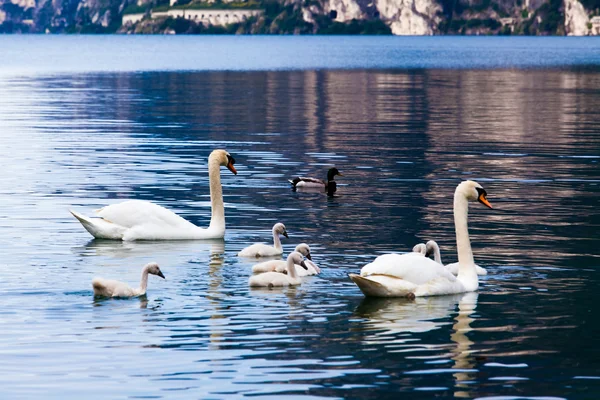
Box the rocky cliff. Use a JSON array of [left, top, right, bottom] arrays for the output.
[[1, 0, 599, 35]]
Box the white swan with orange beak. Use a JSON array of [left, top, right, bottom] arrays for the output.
[[350, 180, 493, 298]]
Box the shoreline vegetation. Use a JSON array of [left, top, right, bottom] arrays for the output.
[[1, 0, 600, 35]]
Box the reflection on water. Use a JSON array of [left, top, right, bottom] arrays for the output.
[[0, 65, 599, 399]]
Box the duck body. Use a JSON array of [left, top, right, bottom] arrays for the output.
[[71, 150, 236, 241], [350, 180, 493, 298], [289, 168, 342, 192], [290, 177, 328, 189]]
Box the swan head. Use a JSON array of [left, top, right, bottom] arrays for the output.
[[412, 243, 426, 255], [425, 240, 439, 257], [457, 180, 493, 209], [210, 149, 237, 175], [288, 251, 308, 270], [327, 167, 342, 181], [145, 262, 165, 279], [273, 222, 289, 238], [294, 243, 312, 260]]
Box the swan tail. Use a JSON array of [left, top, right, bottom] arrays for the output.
[[70, 209, 126, 240], [92, 278, 110, 297], [349, 274, 415, 298], [349, 274, 389, 297]]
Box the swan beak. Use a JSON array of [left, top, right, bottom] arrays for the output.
[[478, 194, 493, 209], [300, 260, 309, 270], [282, 231, 289, 239], [157, 271, 166, 279], [226, 162, 237, 175], [306, 252, 312, 261]]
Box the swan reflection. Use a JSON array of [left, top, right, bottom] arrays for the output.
[[356, 293, 480, 397], [76, 238, 225, 262], [355, 294, 466, 341], [451, 292, 479, 398]]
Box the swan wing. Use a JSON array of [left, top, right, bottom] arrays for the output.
[[92, 278, 135, 297], [445, 262, 487, 276], [360, 253, 457, 284], [252, 260, 284, 273], [238, 243, 281, 257], [304, 260, 321, 275], [249, 272, 299, 287], [96, 200, 198, 231]]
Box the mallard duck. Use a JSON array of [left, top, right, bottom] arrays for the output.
[[289, 167, 342, 192]]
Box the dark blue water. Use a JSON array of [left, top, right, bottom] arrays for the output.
[[0, 37, 599, 399]]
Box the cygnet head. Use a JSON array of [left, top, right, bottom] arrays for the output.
[[412, 243, 426, 255], [294, 243, 312, 260], [273, 223, 289, 238], [327, 167, 343, 181], [288, 251, 308, 270], [425, 240, 439, 257], [457, 180, 492, 209], [145, 262, 165, 279], [210, 149, 237, 175]]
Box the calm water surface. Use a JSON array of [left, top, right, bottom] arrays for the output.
[[0, 37, 599, 399]]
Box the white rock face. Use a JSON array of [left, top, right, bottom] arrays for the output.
[[304, 0, 440, 35], [325, 0, 363, 22], [564, 0, 590, 36], [377, 0, 441, 35]]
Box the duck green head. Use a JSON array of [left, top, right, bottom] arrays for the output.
[[327, 167, 342, 181]]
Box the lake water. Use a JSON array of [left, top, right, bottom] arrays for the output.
[[0, 36, 599, 399]]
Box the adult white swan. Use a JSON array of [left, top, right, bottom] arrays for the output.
[[238, 223, 289, 257], [423, 240, 487, 276], [251, 243, 321, 276], [249, 251, 308, 287], [349, 180, 492, 298], [92, 262, 165, 297], [70, 149, 237, 240]]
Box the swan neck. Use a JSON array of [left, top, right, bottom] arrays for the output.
[[139, 267, 150, 295], [272, 229, 282, 252], [454, 191, 475, 272], [287, 257, 299, 279], [434, 246, 442, 265], [207, 157, 225, 233]]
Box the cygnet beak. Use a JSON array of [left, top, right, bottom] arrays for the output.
[[299, 260, 309, 270], [157, 271, 166, 279]]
